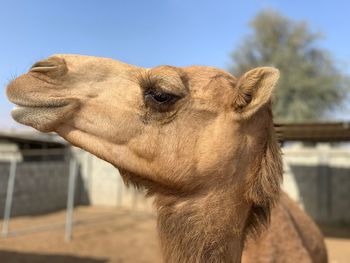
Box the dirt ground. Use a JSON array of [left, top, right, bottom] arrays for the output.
[[0, 206, 349, 263]]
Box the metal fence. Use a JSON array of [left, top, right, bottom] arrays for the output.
[[0, 149, 78, 241], [0, 147, 153, 242]]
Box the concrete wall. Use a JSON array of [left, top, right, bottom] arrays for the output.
[[0, 144, 348, 224], [0, 146, 150, 219], [74, 149, 153, 211], [0, 160, 82, 217], [76, 144, 350, 224], [282, 144, 350, 224]]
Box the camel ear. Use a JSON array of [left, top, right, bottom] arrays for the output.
[[233, 67, 279, 118]]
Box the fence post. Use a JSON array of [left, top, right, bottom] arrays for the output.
[[2, 158, 17, 238], [65, 157, 77, 242]]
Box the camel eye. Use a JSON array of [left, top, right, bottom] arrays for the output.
[[151, 92, 172, 103], [144, 89, 179, 105]]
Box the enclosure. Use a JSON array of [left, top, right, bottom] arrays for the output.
[[0, 126, 349, 262]]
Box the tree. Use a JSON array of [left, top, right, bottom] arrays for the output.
[[230, 10, 348, 122]]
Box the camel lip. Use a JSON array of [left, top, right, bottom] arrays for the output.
[[11, 103, 70, 121], [10, 102, 74, 132], [10, 99, 70, 108]]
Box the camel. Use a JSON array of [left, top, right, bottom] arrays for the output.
[[7, 55, 327, 263]]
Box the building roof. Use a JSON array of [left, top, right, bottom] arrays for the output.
[[275, 122, 350, 142], [0, 130, 67, 147]]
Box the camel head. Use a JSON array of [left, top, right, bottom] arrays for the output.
[[7, 54, 283, 261], [7, 54, 282, 227]]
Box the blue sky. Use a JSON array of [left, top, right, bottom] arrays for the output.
[[1, 0, 349, 129]]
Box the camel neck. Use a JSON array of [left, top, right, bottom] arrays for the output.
[[155, 187, 250, 263]]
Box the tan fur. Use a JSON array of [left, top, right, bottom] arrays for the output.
[[243, 193, 328, 263], [7, 55, 327, 263]]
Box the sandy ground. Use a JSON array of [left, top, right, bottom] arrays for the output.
[[0, 206, 349, 263]]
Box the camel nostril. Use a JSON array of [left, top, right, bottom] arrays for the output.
[[31, 61, 57, 72], [31, 66, 57, 72], [30, 57, 68, 76]]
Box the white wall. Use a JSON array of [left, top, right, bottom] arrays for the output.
[[74, 148, 153, 211]]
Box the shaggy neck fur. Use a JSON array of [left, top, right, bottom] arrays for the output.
[[154, 110, 282, 263], [155, 186, 250, 263]]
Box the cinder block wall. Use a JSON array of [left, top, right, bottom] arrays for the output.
[[0, 160, 81, 217], [282, 144, 350, 224]]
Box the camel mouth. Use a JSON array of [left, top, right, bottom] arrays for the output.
[[10, 100, 75, 132], [11, 101, 70, 121]]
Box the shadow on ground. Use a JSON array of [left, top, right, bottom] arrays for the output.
[[0, 250, 109, 263]]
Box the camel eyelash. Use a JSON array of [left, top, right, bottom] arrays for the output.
[[133, 70, 158, 90], [137, 71, 179, 96], [136, 71, 180, 94]]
